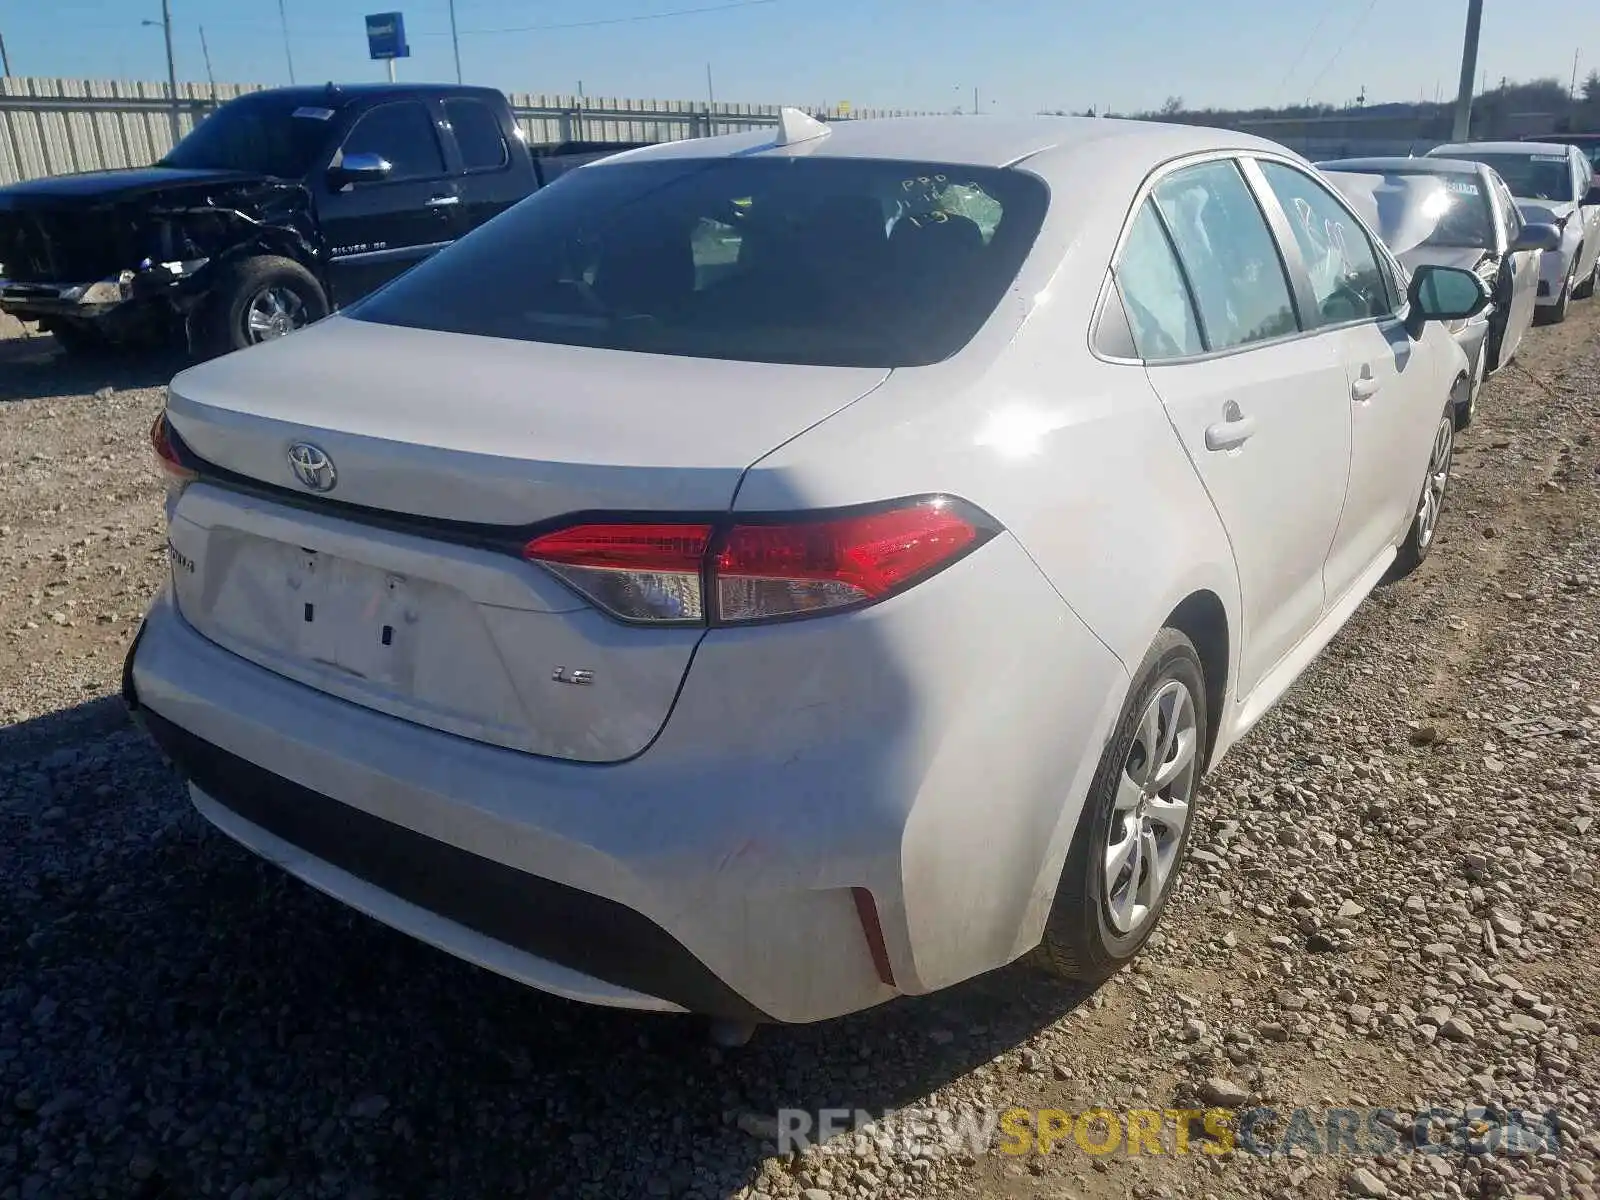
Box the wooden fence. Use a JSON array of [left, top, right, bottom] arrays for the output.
[[0, 76, 922, 185]]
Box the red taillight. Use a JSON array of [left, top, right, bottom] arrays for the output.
[[521, 499, 991, 625], [716, 504, 982, 621], [149, 412, 197, 482], [523, 523, 712, 623]]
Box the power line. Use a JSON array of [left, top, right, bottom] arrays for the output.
[[1274, 0, 1337, 99], [1303, 0, 1380, 101], [178, 0, 786, 42]]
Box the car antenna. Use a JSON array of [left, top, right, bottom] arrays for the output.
[[774, 106, 831, 147]]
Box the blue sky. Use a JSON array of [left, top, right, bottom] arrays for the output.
[[4, 0, 1598, 115]]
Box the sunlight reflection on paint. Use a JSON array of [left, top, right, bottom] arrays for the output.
[[974, 405, 1071, 459]]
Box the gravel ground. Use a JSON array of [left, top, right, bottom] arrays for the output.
[[2, 306, 1598, 1200]]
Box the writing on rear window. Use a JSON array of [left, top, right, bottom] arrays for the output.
[[1531, 154, 1568, 163], [1443, 179, 1480, 195]]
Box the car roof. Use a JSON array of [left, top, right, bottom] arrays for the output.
[[598, 114, 1296, 171], [1430, 140, 1572, 156], [1319, 156, 1487, 176], [1524, 132, 1600, 143], [234, 83, 503, 107]]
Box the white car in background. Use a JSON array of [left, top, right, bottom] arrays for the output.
[[126, 112, 1487, 1028], [1429, 140, 1600, 322]]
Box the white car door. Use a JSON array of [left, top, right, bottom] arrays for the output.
[[1113, 160, 1353, 700], [1250, 158, 1438, 603], [1572, 149, 1600, 284], [1489, 172, 1539, 363]]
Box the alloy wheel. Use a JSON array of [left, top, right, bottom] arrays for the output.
[[1104, 678, 1198, 934], [244, 285, 308, 343], [1415, 414, 1454, 552]]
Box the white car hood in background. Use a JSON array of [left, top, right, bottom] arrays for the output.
[[1324, 172, 1482, 260], [1395, 244, 1487, 275], [165, 315, 891, 524]]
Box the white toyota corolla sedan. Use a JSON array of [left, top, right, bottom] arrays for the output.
[[126, 111, 1487, 1028]]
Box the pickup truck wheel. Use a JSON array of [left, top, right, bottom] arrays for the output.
[[197, 256, 328, 358]]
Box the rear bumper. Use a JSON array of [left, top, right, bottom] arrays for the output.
[[127, 531, 1126, 1023], [140, 706, 753, 1018]]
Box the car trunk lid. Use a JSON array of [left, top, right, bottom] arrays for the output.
[[162, 315, 890, 761]]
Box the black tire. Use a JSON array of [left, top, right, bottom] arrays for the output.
[[1038, 628, 1208, 983], [1573, 254, 1597, 301], [194, 255, 328, 359], [1386, 402, 1455, 583]]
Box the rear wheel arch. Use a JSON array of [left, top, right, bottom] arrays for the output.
[[1162, 590, 1228, 770]]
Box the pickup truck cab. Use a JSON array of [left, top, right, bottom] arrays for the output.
[[0, 83, 639, 356]]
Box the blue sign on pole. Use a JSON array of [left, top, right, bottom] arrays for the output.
[[365, 12, 409, 60]]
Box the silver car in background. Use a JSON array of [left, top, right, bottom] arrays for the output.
[[1319, 156, 1559, 427], [1428, 141, 1600, 324]]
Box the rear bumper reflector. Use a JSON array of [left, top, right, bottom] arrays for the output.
[[851, 886, 897, 988]]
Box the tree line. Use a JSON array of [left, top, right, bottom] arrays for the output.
[[1040, 72, 1600, 130]]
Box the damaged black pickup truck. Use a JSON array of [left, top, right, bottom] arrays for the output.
[[0, 82, 642, 357]]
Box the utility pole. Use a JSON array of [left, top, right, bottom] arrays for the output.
[[160, 0, 181, 146], [448, 0, 461, 84], [278, 0, 295, 84], [199, 25, 214, 87], [0, 30, 11, 77], [1572, 49, 1581, 100], [705, 63, 714, 105], [973, 86, 979, 115], [1452, 0, 1484, 141]]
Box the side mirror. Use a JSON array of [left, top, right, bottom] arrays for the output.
[[328, 152, 392, 189], [1404, 264, 1491, 339], [1584, 183, 1600, 206], [1513, 222, 1562, 252]]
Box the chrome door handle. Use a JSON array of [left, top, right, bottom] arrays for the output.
[[1204, 408, 1257, 451], [1351, 374, 1381, 402], [425, 195, 460, 207]]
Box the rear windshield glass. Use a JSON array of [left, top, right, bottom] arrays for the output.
[[1455, 153, 1575, 202], [1324, 169, 1494, 253], [349, 156, 1049, 367], [159, 93, 335, 179]]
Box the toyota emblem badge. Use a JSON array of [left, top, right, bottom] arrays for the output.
[[287, 442, 337, 492]]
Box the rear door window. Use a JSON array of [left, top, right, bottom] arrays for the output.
[[1257, 160, 1395, 324], [336, 101, 446, 182], [443, 98, 509, 172], [1150, 160, 1299, 351], [349, 157, 1049, 367]]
